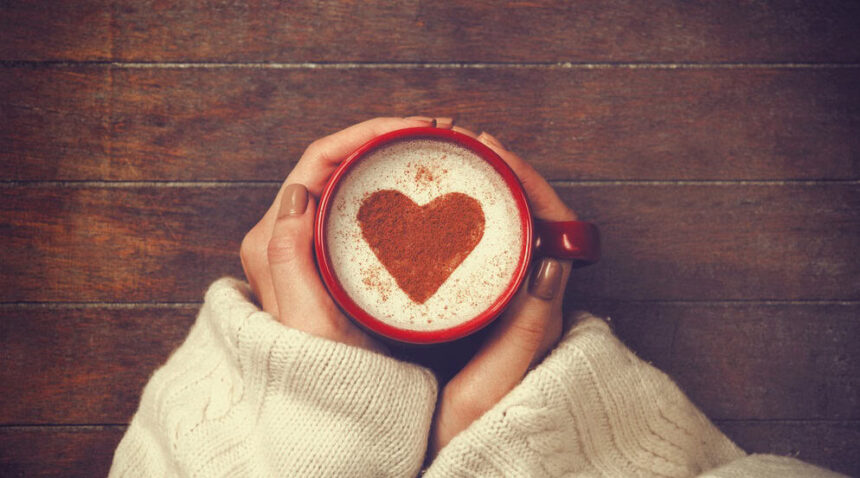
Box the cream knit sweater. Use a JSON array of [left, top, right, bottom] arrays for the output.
[[110, 279, 843, 477]]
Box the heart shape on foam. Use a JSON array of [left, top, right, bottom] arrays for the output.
[[357, 190, 485, 304]]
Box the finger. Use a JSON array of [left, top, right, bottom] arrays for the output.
[[267, 183, 340, 331], [240, 227, 280, 317], [288, 116, 433, 196], [435, 117, 454, 129], [452, 125, 479, 138], [433, 258, 565, 455], [528, 258, 567, 357], [478, 132, 577, 221], [404, 115, 436, 126], [455, 258, 564, 391], [259, 117, 434, 240]]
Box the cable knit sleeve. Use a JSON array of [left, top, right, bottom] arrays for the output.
[[109, 278, 438, 478], [425, 313, 843, 478]]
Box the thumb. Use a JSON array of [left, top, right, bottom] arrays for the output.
[[267, 184, 338, 329], [450, 258, 566, 396], [431, 258, 567, 457]]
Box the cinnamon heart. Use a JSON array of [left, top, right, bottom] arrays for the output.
[[357, 190, 485, 304]]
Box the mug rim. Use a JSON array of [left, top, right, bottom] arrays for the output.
[[314, 127, 533, 344]]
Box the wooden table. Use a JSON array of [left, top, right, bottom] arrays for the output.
[[2, 2, 858, 476]]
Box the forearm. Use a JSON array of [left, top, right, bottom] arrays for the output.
[[426, 313, 745, 477], [110, 278, 438, 478], [426, 312, 846, 477]]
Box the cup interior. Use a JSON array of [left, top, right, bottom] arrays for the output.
[[314, 127, 533, 344]]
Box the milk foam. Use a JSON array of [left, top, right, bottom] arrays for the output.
[[326, 138, 524, 332]]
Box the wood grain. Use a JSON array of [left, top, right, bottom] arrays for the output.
[[0, 306, 197, 424], [0, 1, 111, 62], [1, 68, 110, 180], [0, 426, 124, 478], [0, 303, 857, 425], [3, 67, 859, 181], [593, 302, 860, 421], [0, 186, 260, 303], [2, 1, 860, 62], [565, 184, 860, 301], [2, 184, 856, 303]]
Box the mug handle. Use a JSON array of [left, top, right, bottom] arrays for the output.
[[533, 220, 601, 267]]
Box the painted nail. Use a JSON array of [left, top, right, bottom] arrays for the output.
[[452, 125, 479, 138], [529, 258, 562, 300], [405, 116, 436, 126], [478, 131, 504, 150], [435, 117, 454, 129], [282, 183, 308, 216]]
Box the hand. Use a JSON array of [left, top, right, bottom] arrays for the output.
[[429, 128, 578, 457], [239, 116, 441, 353]]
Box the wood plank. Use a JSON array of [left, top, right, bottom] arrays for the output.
[[0, 426, 124, 477], [3, 1, 860, 62], [1, 68, 110, 180], [1, 302, 856, 423], [0, 1, 111, 62], [590, 302, 860, 421], [565, 184, 860, 301], [717, 420, 860, 476], [1, 184, 857, 302], [2, 67, 859, 181], [0, 306, 196, 424], [0, 186, 259, 302]]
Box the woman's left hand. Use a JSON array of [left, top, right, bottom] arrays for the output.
[[428, 128, 578, 457]]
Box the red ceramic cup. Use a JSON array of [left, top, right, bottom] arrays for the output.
[[314, 127, 599, 344]]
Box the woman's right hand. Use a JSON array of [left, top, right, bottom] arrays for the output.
[[239, 117, 438, 353]]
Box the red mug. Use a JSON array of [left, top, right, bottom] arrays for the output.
[[314, 127, 599, 344]]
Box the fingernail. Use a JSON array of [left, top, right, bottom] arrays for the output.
[[282, 183, 308, 217], [529, 258, 562, 300], [478, 131, 504, 150], [405, 116, 435, 126], [452, 125, 478, 138], [435, 117, 454, 129]]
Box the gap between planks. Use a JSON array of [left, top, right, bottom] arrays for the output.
[[0, 424, 128, 431], [1, 180, 859, 188], [2, 300, 858, 309], [2, 61, 860, 70], [0, 302, 202, 309]]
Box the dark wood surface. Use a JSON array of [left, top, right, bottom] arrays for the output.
[[0, 427, 126, 478], [2, 1, 858, 476], [0, 306, 197, 424]]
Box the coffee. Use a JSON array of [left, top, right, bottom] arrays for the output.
[[324, 138, 524, 332]]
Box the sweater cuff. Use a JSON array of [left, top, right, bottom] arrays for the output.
[[204, 278, 436, 420], [426, 312, 745, 477], [113, 278, 437, 478]]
